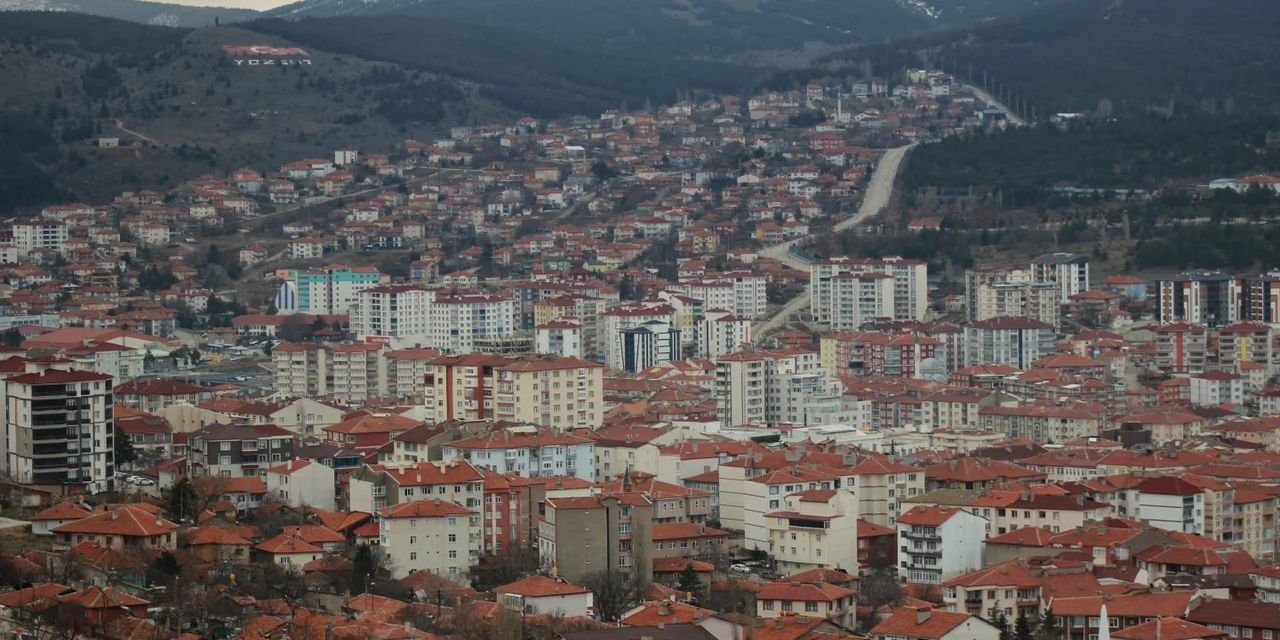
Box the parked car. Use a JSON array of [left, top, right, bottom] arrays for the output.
[[729, 563, 752, 574]]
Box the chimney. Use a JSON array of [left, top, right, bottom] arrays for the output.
[[774, 618, 784, 629], [916, 608, 932, 625], [657, 601, 670, 616]]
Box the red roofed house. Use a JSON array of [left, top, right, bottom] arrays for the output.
[[756, 580, 856, 628], [897, 506, 987, 585], [51, 505, 178, 551], [870, 606, 999, 640], [257, 533, 324, 570], [377, 499, 479, 580], [31, 502, 92, 536], [114, 378, 209, 412], [764, 487, 859, 574], [323, 412, 422, 455], [1112, 617, 1227, 640], [496, 575, 594, 618]]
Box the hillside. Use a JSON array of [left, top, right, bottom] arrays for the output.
[[801, 0, 1280, 115], [0, 0, 258, 27], [264, 0, 1049, 69], [245, 15, 760, 118], [0, 12, 507, 212]]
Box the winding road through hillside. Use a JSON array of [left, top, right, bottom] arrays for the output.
[[753, 142, 916, 337]]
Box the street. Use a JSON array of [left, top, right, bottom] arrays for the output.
[[753, 143, 916, 337]]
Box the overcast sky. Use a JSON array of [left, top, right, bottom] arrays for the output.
[[157, 0, 295, 9]]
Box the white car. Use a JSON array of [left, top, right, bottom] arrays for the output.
[[128, 476, 155, 486], [729, 563, 752, 573]]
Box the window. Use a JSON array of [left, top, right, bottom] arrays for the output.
[[762, 602, 774, 611], [410, 552, 417, 561], [782, 602, 793, 612], [805, 602, 818, 613], [449, 550, 457, 558], [448, 534, 457, 542], [410, 536, 417, 544]]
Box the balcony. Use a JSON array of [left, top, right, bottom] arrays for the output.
[[901, 529, 941, 542]]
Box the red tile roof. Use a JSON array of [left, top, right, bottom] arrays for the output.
[[31, 501, 92, 522], [870, 607, 975, 640], [757, 581, 853, 602], [897, 505, 963, 526], [51, 505, 177, 537], [256, 533, 323, 555], [496, 575, 590, 597], [620, 600, 715, 626], [1112, 617, 1227, 640], [378, 499, 473, 519]]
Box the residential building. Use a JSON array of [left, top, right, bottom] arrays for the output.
[[870, 606, 1000, 640], [1190, 371, 1244, 407], [715, 349, 838, 427], [493, 357, 605, 430], [827, 272, 896, 331], [441, 425, 595, 481], [963, 317, 1057, 369], [496, 576, 594, 618], [422, 354, 513, 422], [602, 303, 678, 371], [811, 256, 928, 323], [347, 459, 484, 513], [1031, 253, 1090, 302], [897, 505, 987, 585], [537, 494, 654, 585], [328, 342, 387, 402], [187, 423, 296, 478], [756, 581, 856, 628], [765, 488, 860, 574], [1133, 476, 1205, 534], [51, 505, 178, 550], [1157, 271, 1242, 326], [265, 459, 336, 511], [535, 320, 583, 358], [4, 366, 115, 492], [1153, 323, 1209, 375], [974, 281, 1061, 327], [284, 266, 386, 315], [377, 499, 481, 580], [699, 310, 752, 360], [271, 342, 330, 398], [621, 319, 683, 373]]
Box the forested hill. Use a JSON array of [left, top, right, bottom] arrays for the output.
[[783, 0, 1280, 116], [0, 0, 257, 27], [244, 16, 759, 118]]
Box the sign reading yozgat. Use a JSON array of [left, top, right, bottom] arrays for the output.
[[223, 46, 313, 66]]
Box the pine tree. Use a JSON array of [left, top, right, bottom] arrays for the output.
[[1015, 608, 1033, 640], [991, 610, 1011, 640], [676, 563, 702, 602], [1036, 610, 1060, 640]]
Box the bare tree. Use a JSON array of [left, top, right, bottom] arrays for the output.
[[580, 570, 642, 623]]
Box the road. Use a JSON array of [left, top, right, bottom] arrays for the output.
[[753, 143, 916, 337], [114, 118, 160, 146], [962, 83, 1026, 126]]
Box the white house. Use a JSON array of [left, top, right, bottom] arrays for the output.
[[897, 505, 988, 585], [377, 499, 480, 580], [440, 427, 596, 481], [495, 575, 594, 617], [266, 459, 336, 511], [1132, 476, 1205, 534], [30, 502, 92, 536], [1189, 371, 1243, 407]]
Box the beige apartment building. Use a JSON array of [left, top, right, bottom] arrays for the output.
[[494, 357, 604, 430]]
